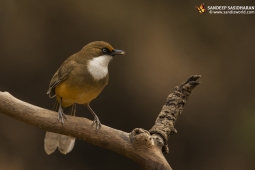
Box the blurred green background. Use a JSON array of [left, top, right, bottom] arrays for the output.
[[0, 0, 255, 169]]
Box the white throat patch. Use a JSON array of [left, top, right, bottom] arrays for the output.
[[87, 55, 113, 80]]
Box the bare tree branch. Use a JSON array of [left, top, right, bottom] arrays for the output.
[[0, 75, 201, 170]]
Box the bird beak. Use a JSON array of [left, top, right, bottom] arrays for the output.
[[111, 49, 125, 56]]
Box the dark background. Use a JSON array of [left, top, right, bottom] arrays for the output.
[[0, 0, 255, 170]]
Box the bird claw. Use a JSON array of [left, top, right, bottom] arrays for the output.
[[58, 107, 67, 125], [86, 104, 101, 131], [91, 116, 101, 131]]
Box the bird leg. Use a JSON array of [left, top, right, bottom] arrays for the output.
[[86, 104, 101, 131], [71, 103, 76, 116], [58, 98, 66, 124]]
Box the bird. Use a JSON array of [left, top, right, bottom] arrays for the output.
[[44, 41, 125, 155]]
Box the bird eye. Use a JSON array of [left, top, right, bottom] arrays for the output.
[[102, 48, 108, 53]]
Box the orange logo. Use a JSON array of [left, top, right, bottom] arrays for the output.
[[195, 3, 206, 13]]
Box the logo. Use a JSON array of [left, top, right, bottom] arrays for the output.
[[195, 3, 206, 13]]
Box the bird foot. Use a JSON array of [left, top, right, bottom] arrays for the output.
[[58, 107, 67, 124], [91, 115, 101, 131]]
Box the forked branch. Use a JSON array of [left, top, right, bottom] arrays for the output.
[[0, 75, 201, 170]]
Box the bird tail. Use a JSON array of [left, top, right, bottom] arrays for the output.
[[44, 132, 75, 155], [44, 101, 76, 155]]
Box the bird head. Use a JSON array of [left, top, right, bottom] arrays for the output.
[[82, 41, 125, 59], [80, 41, 125, 80]]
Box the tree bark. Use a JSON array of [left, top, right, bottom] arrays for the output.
[[0, 75, 201, 170]]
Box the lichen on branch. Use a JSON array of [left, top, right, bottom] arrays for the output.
[[149, 75, 201, 154]]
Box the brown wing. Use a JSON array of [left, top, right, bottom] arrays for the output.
[[47, 59, 77, 98]]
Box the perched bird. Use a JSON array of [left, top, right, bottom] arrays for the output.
[[44, 41, 125, 155]]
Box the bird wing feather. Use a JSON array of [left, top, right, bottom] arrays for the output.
[[47, 59, 77, 98]]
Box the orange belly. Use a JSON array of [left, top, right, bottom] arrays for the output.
[[55, 81, 104, 107]]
